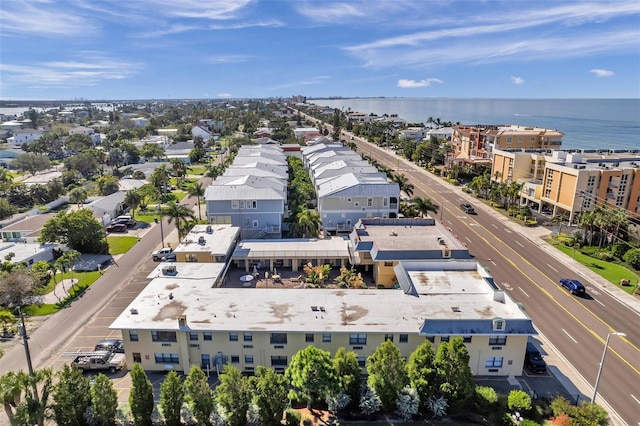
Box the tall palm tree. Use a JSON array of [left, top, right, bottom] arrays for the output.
[[124, 189, 142, 218], [296, 209, 322, 238], [0, 309, 14, 336], [0, 371, 23, 424], [61, 250, 81, 291], [163, 201, 196, 241], [412, 196, 439, 218], [187, 182, 205, 221], [392, 173, 414, 198], [67, 187, 88, 207]]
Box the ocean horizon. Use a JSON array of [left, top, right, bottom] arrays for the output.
[[313, 97, 640, 151]]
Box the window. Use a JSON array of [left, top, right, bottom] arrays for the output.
[[243, 332, 252, 342], [357, 356, 366, 367], [354, 202, 359, 207], [492, 318, 505, 331], [322, 333, 331, 343], [201, 354, 210, 368], [506, 136, 513, 144], [367, 198, 373, 207], [426, 335, 435, 343], [347, 197, 352, 203], [489, 335, 507, 346], [245, 355, 254, 364], [203, 332, 212, 341], [485, 357, 504, 368], [440, 336, 450, 343], [253, 220, 259, 228], [186, 254, 198, 262], [231, 200, 239, 209], [231, 355, 240, 364], [251, 200, 257, 209], [463, 336, 472, 343], [270, 333, 287, 345], [384, 261, 393, 267], [154, 353, 179, 364], [384, 334, 393, 342], [129, 330, 139, 342], [271, 356, 288, 366], [132, 352, 142, 363], [383, 198, 388, 207], [229, 332, 238, 341], [240, 200, 246, 209], [306, 333, 315, 343], [399, 334, 408, 343], [189, 332, 198, 341], [152, 331, 177, 342], [349, 333, 367, 345]]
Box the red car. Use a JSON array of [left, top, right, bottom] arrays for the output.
[[106, 223, 127, 233]]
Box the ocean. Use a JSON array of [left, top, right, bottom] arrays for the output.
[[313, 98, 640, 151]]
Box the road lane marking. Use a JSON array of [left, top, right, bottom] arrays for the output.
[[505, 229, 512, 234], [562, 329, 578, 344], [492, 224, 498, 229], [515, 241, 524, 248], [519, 287, 530, 297], [594, 298, 606, 308], [490, 259, 496, 266], [546, 264, 558, 272], [465, 237, 471, 243], [631, 394, 640, 405]]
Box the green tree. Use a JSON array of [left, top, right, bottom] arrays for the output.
[[187, 182, 205, 221], [296, 209, 322, 238], [140, 142, 165, 161], [52, 365, 91, 426], [407, 340, 437, 411], [215, 365, 252, 426], [285, 345, 339, 409], [392, 173, 414, 198], [507, 389, 532, 413], [40, 209, 108, 253], [412, 196, 439, 218], [68, 187, 88, 207], [367, 340, 409, 413], [65, 134, 94, 153], [159, 370, 184, 426], [129, 363, 154, 426], [0, 198, 17, 220], [91, 373, 118, 426], [12, 152, 52, 176], [252, 365, 289, 426], [64, 152, 100, 179], [332, 347, 362, 407], [0, 269, 38, 307], [0, 309, 15, 336], [0, 371, 22, 424], [12, 369, 54, 426], [434, 337, 474, 408], [97, 175, 120, 196], [132, 170, 146, 180], [184, 366, 214, 425], [124, 189, 142, 218], [163, 201, 196, 241], [623, 248, 640, 270]]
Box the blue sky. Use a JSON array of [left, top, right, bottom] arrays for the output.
[[1, 0, 639, 100]]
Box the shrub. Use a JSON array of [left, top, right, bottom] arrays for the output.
[[395, 386, 419, 421], [623, 248, 640, 270], [284, 408, 301, 426], [611, 243, 630, 259], [507, 390, 531, 413], [597, 251, 613, 261], [474, 386, 498, 413], [360, 384, 382, 416]]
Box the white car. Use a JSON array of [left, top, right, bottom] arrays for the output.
[[152, 247, 173, 261]]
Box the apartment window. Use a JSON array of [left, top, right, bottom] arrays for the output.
[[349, 333, 367, 345], [347, 197, 352, 203], [426, 335, 435, 343], [322, 333, 331, 343], [367, 198, 373, 207], [129, 330, 139, 342], [357, 356, 366, 367], [440, 336, 450, 343], [270, 333, 287, 345], [399, 334, 408, 343], [463, 336, 472, 343], [354, 201, 359, 207], [231, 200, 239, 209], [229, 332, 238, 342], [506, 136, 513, 144], [243, 332, 253, 342], [231, 355, 240, 364], [251, 200, 257, 209], [189, 332, 198, 341], [253, 220, 259, 228], [201, 354, 210, 368], [485, 357, 504, 368], [489, 335, 507, 346], [384, 261, 393, 267], [383, 198, 388, 207], [245, 355, 254, 364], [493, 319, 505, 331], [384, 334, 394, 342], [154, 353, 179, 364], [240, 200, 246, 209], [151, 331, 177, 342], [203, 332, 212, 341], [132, 352, 142, 363], [271, 356, 288, 366], [306, 333, 315, 343], [186, 254, 198, 262], [517, 136, 523, 143]]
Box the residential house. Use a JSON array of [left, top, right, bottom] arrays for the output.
[[0, 213, 57, 243], [0, 241, 56, 268], [173, 224, 240, 264], [398, 127, 427, 141], [130, 117, 150, 128], [191, 125, 213, 141], [7, 129, 45, 148], [311, 160, 378, 188], [69, 126, 101, 144], [293, 127, 322, 140], [0, 148, 24, 168], [87, 191, 127, 224]]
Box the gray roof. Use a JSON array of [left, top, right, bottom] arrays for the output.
[[317, 173, 399, 198], [214, 175, 286, 191], [89, 191, 125, 211], [205, 184, 285, 201]]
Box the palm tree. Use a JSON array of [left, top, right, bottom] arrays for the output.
[[67, 187, 88, 207], [296, 209, 322, 238], [0, 371, 23, 424], [163, 201, 196, 241], [187, 182, 205, 221], [392, 173, 414, 198], [60, 250, 81, 291], [412, 196, 439, 218], [124, 189, 142, 218], [0, 309, 15, 336]]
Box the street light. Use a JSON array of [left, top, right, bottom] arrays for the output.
[[592, 331, 626, 403]]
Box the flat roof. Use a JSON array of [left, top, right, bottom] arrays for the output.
[[146, 262, 226, 280], [110, 260, 528, 333], [173, 224, 239, 257], [353, 218, 467, 251], [233, 237, 350, 259], [0, 242, 55, 262]]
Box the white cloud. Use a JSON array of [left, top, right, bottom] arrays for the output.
[[294, 1, 423, 24], [511, 76, 525, 84], [0, 3, 90, 37], [397, 78, 442, 88], [590, 68, 614, 77], [207, 55, 253, 64], [209, 20, 284, 30]]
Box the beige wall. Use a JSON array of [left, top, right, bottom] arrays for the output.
[[118, 329, 527, 376], [175, 251, 217, 263]]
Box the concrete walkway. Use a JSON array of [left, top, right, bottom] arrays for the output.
[[42, 278, 78, 304]]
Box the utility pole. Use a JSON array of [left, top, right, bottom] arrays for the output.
[[18, 307, 34, 375]]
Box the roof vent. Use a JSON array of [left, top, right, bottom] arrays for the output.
[[130, 308, 138, 315], [311, 306, 319, 312], [451, 306, 461, 313]]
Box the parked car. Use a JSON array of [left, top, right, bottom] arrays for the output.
[[460, 203, 476, 214], [152, 247, 173, 261], [106, 223, 127, 233], [112, 215, 137, 228], [72, 352, 126, 374], [161, 253, 177, 262], [94, 338, 124, 354], [559, 278, 586, 296], [524, 342, 547, 373]]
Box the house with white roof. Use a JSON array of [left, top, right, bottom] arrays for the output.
[[173, 224, 240, 264], [8, 129, 45, 148], [191, 125, 213, 141], [69, 126, 101, 144], [311, 159, 378, 188], [0, 241, 56, 268]]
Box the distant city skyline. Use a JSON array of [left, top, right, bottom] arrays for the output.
[[1, 1, 639, 100]]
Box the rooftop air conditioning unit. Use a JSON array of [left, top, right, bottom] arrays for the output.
[[162, 265, 177, 275], [206, 225, 213, 234]]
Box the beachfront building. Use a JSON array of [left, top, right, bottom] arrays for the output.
[[348, 218, 471, 287], [109, 259, 535, 377], [492, 148, 640, 221], [173, 224, 240, 264]]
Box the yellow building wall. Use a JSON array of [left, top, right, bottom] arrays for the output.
[[175, 252, 215, 263], [557, 172, 577, 208], [492, 154, 510, 182], [375, 262, 397, 288]]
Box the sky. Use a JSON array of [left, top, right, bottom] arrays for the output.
[[1, 0, 639, 100]]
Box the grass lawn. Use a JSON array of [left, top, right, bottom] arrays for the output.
[[26, 270, 102, 316], [134, 212, 158, 223], [188, 165, 206, 175], [174, 192, 188, 202], [549, 240, 639, 294], [107, 235, 139, 255]]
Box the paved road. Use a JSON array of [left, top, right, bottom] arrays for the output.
[[339, 128, 639, 425]]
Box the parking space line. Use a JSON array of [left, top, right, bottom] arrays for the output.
[[561, 329, 578, 344]]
